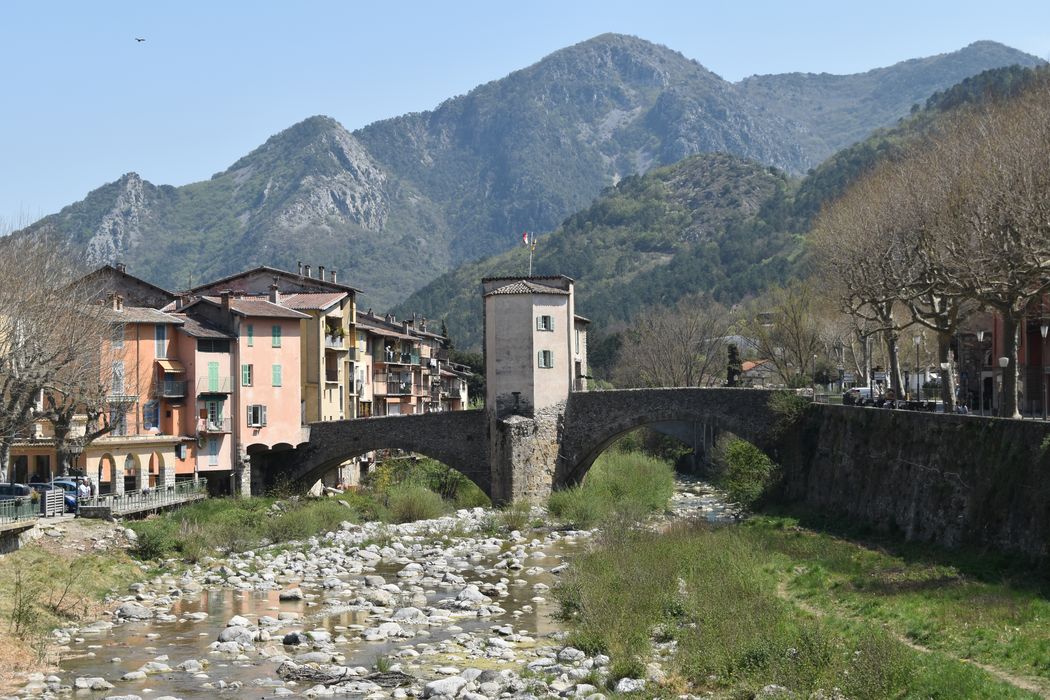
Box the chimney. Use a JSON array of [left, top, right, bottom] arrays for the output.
[[402, 320, 412, 334], [115, 262, 127, 273], [420, 316, 427, 332], [318, 265, 325, 280], [330, 269, 338, 284], [175, 294, 186, 311], [385, 313, 393, 324], [220, 290, 231, 312], [269, 282, 280, 305], [297, 261, 303, 276], [304, 265, 311, 278]]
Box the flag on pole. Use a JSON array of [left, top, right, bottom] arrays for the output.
[[522, 231, 529, 247]]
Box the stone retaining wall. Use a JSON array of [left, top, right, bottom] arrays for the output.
[[777, 405, 1050, 561]]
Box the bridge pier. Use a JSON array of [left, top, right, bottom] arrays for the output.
[[489, 405, 564, 504]]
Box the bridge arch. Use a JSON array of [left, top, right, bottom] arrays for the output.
[[557, 388, 778, 489], [255, 410, 490, 494]]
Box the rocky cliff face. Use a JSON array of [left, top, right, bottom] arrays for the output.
[[15, 35, 1043, 307]]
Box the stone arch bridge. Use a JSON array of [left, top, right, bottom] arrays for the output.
[[255, 388, 781, 502]]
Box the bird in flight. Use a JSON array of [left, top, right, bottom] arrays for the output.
[[135, 37, 145, 42]]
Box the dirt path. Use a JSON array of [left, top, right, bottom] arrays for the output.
[[775, 580, 1050, 699]]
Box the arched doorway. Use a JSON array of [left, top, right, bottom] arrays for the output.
[[148, 452, 164, 489], [97, 454, 116, 494], [123, 453, 142, 493]]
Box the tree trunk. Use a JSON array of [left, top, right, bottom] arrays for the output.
[[0, 439, 9, 483], [886, 331, 904, 398], [937, 333, 957, 411], [1002, 314, 1021, 419]]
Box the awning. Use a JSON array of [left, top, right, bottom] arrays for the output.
[[156, 359, 185, 373]]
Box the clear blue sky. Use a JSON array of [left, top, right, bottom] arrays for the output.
[[2, 0, 1048, 226]]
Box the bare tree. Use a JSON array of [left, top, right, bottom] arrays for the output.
[[613, 295, 732, 388], [0, 237, 108, 480], [741, 281, 824, 387]]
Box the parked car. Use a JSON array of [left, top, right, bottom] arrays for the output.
[[0, 483, 31, 500], [50, 479, 84, 512], [29, 482, 77, 512]]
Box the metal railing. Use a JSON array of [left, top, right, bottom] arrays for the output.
[[376, 350, 420, 365], [196, 377, 232, 394], [325, 334, 345, 350], [157, 379, 187, 397], [79, 479, 207, 515], [197, 416, 232, 433], [387, 381, 413, 396], [0, 497, 40, 526]]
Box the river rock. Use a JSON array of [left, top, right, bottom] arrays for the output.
[[279, 587, 304, 601], [74, 676, 114, 690], [424, 676, 467, 698], [614, 678, 645, 693], [116, 602, 153, 620], [217, 625, 255, 645], [282, 632, 309, 646]]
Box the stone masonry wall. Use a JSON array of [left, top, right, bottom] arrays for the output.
[[777, 405, 1050, 561], [489, 402, 564, 504]]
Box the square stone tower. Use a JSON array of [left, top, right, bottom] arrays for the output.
[[482, 276, 579, 418]]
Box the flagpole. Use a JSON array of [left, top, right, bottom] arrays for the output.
[[528, 235, 534, 276]]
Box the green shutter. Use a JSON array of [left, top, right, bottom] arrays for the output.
[[272, 364, 282, 387], [247, 324, 254, 346], [241, 364, 251, 386], [208, 361, 219, 392], [272, 325, 281, 347]]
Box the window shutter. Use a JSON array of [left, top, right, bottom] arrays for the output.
[[272, 325, 281, 347], [241, 364, 249, 386], [549, 316, 554, 331], [536, 316, 542, 331], [247, 324, 254, 346], [261, 405, 267, 426], [272, 364, 282, 387], [537, 351, 543, 368], [246, 406, 252, 426]]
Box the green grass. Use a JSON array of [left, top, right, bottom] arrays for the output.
[[556, 522, 1042, 697], [547, 449, 675, 529]]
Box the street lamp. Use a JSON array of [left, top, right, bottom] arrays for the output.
[[913, 332, 923, 401], [1041, 323, 1049, 420], [998, 356, 1010, 417], [977, 330, 986, 415]]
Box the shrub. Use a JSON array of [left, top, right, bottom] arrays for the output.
[[387, 484, 445, 523], [715, 437, 778, 508], [131, 520, 178, 559]]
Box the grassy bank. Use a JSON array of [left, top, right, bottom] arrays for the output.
[[129, 456, 492, 561], [547, 449, 675, 528], [556, 519, 1048, 698], [0, 532, 140, 685]]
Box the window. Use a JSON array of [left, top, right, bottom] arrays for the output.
[[111, 324, 124, 349], [575, 328, 580, 353], [537, 315, 554, 331], [143, 401, 159, 431], [205, 399, 224, 429], [246, 324, 254, 347], [208, 437, 219, 466], [111, 361, 125, 394], [271, 325, 282, 347], [241, 364, 253, 386], [109, 408, 127, 436], [538, 350, 554, 368], [247, 404, 267, 427], [272, 364, 282, 387], [197, 338, 230, 353], [155, 324, 167, 358]]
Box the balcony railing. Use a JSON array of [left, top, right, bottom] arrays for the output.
[[387, 382, 414, 396], [325, 334, 346, 350], [197, 417, 232, 433], [196, 377, 232, 394], [157, 380, 187, 398], [376, 350, 420, 365], [107, 392, 139, 405]]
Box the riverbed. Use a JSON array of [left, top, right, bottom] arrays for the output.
[[20, 477, 734, 699]]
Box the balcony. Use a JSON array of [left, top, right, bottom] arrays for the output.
[[325, 334, 346, 350], [157, 380, 187, 398], [387, 381, 413, 396], [196, 377, 232, 394], [376, 349, 420, 365], [197, 417, 232, 434]]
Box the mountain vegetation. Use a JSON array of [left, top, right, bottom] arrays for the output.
[[14, 35, 1041, 309], [401, 64, 1050, 353]]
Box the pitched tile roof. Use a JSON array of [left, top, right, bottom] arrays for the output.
[[483, 280, 570, 297], [102, 306, 183, 325], [170, 314, 234, 339], [280, 292, 347, 311], [200, 296, 310, 319]]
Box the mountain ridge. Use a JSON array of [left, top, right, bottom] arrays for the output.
[[21, 34, 1043, 307]]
